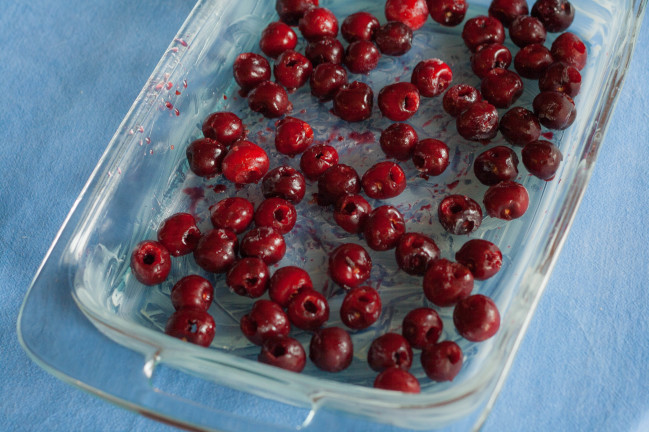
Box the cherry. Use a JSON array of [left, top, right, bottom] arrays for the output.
[[488, 0, 528, 27], [374, 21, 413, 56], [193, 228, 239, 274], [333, 194, 372, 234], [221, 140, 269, 184], [421, 340, 463, 381], [209, 197, 254, 234], [462, 15, 505, 52], [341, 12, 380, 43], [473, 145, 519, 186], [522, 139, 563, 180], [532, 91, 576, 130], [309, 327, 353, 372], [171, 275, 213, 312], [274, 50, 313, 90], [305, 37, 344, 66], [367, 333, 413, 372], [332, 81, 374, 122], [514, 43, 553, 79], [455, 239, 503, 280], [344, 40, 381, 74], [395, 232, 441, 276], [378, 82, 420, 121], [456, 100, 499, 142], [240, 226, 286, 265], [287, 288, 329, 330], [275, 0, 319, 26], [483, 180, 529, 220], [233, 53, 271, 93], [374, 368, 421, 393], [385, 0, 429, 30], [328, 242, 372, 288], [380, 123, 418, 161], [509, 15, 547, 47], [427, 0, 467, 27], [317, 164, 361, 206], [453, 294, 500, 342], [274, 116, 314, 157], [269, 266, 313, 308], [299, 144, 339, 180], [201, 112, 244, 146], [298, 7, 338, 42], [157, 212, 201, 257], [130, 240, 171, 285], [240, 299, 290, 345], [261, 165, 306, 204], [226, 257, 270, 298], [437, 195, 483, 235], [258, 335, 306, 373], [186, 138, 227, 178], [411, 59, 453, 98], [412, 138, 450, 176], [363, 205, 406, 251], [538, 62, 581, 97], [165, 308, 215, 347], [470, 43, 512, 79], [254, 197, 297, 234], [480, 68, 523, 109], [260, 21, 298, 58], [247, 81, 293, 118], [551, 32, 587, 71], [340, 285, 382, 330], [309, 63, 348, 101], [531, 0, 575, 33], [499, 107, 542, 147], [442, 84, 482, 117], [402, 307, 443, 349], [423, 258, 474, 306], [361, 161, 407, 199]]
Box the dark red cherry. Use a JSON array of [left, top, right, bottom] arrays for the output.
[[332, 81, 374, 122], [260, 21, 298, 58], [462, 15, 505, 52], [378, 82, 420, 122], [522, 139, 563, 180], [328, 242, 372, 288], [298, 7, 338, 42], [261, 165, 306, 204], [538, 62, 581, 97], [455, 239, 503, 280], [341, 12, 380, 42], [488, 0, 528, 27], [274, 116, 314, 157], [193, 229, 239, 274], [269, 266, 313, 308], [309, 327, 353, 372], [157, 212, 201, 257], [305, 37, 344, 66], [340, 286, 382, 330], [233, 53, 271, 92], [309, 63, 348, 101], [551, 32, 587, 70], [423, 258, 474, 306], [456, 100, 499, 141], [374, 21, 413, 56], [385, 0, 429, 30], [209, 197, 254, 234], [470, 43, 512, 79], [395, 232, 440, 276], [483, 180, 529, 220], [344, 40, 381, 74], [248, 81, 293, 118], [443, 84, 482, 117], [361, 161, 407, 199], [532, 91, 576, 130], [411, 59, 453, 97], [473, 145, 519, 186], [202, 112, 244, 146], [240, 299, 290, 345], [165, 308, 215, 347], [254, 197, 297, 234], [514, 43, 553, 79], [317, 164, 361, 206], [221, 140, 269, 184], [421, 340, 463, 381], [274, 50, 313, 90], [412, 138, 450, 176], [480, 68, 523, 109], [226, 257, 270, 298], [402, 307, 443, 349], [531, 0, 575, 33], [453, 294, 500, 342], [437, 195, 483, 235], [380, 123, 418, 161], [240, 227, 286, 265], [258, 335, 306, 372], [427, 0, 467, 27], [333, 194, 372, 234], [171, 275, 213, 312], [275, 0, 319, 26], [300, 144, 339, 180], [509, 15, 547, 47], [131, 240, 171, 285], [367, 333, 413, 371], [374, 368, 421, 393], [287, 288, 329, 331], [499, 107, 541, 147], [363, 205, 406, 251], [186, 138, 227, 178]]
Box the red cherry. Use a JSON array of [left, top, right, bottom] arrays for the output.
[[240, 226, 286, 265], [453, 294, 501, 342], [193, 229, 239, 274], [186, 138, 227, 178], [361, 161, 407, 200], [299, 144, 339, 180], [258, 336, 306, 372], [421, 340, 463, 381], [328, 243, 372, 288], [269, 266, 313, 308], [157, 212, 201, 257], [367, 333, 413, 372], [423, 258, 474, 306], [171, 275, 213, 312], [340, 286, 382, 330], [209, 197, 254, 234], [165, 308, 215, 347], [226, 257, 270, 298], [260, 21, 298, 58], [385, 0, 429, 30], [374, 368, 421, 393], [240, 299, 290, 345], [402, 307, 443, 349], [332, 81, 374, 123], [287, 288, 330, 331], [130, 240, 171, 285], [201, 112, 244, 146], [309, 327, 353, 372], [333, 194, 372, 234], [254, 197, 297, 235], [411, 59, 453, 98], [221, 140, 269, 184], [363, 205, 406, 251], [455, 239, 503, 280]]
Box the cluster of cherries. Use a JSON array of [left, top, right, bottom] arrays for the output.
[[129, 0, 586, 394]]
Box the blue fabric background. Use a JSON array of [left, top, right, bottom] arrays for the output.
[[2, 0, 648, 431]]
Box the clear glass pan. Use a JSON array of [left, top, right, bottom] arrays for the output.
[[18, 0, 648, 430]]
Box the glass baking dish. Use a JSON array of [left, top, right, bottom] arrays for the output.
[[17, 0, 647, 430]]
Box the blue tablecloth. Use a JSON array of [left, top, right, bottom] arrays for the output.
[[2, 1, 648, 431]]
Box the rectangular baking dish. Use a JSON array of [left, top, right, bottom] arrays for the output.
[[18, 0, 648, 430]]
